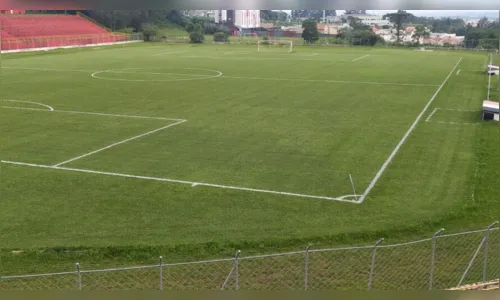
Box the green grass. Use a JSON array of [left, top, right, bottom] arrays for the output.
[[0, 43, 498, 289]]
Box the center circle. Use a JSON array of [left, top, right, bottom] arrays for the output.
[[91, 68, 223, 82]]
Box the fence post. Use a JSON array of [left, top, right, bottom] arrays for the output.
[[429, 228, 445, 290], [304, 244, 312, 290], [76, 263, 82, 291], [483, 221, 499, 283], [456, 222, 498, 287], [220, 250, 241, 290], [159, 256, 163, 290], [235, 250, 241, 290], [367, 238, 384, 290]]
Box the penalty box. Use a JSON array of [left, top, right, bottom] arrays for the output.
[[0, 103, 361, 203], [0, 103, 185, 167]]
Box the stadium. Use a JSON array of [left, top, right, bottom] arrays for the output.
[[0, 9, 499, 290]]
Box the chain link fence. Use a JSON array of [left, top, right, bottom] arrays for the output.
[[1, 223, 498, 290], [1, 33, 144, 53], [178, 37, 499, 52]]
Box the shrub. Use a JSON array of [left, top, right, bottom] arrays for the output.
[[141, 23, 158, 41], [213, 31, 229, 42]]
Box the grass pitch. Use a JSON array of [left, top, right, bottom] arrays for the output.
[[0, 43, 499, 277]]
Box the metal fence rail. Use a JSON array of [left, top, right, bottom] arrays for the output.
[[1, 223, 498, 290]]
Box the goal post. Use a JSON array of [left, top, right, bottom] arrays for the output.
[[257, 40, 293, 53]]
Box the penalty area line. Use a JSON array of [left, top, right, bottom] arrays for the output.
[[1, 105, 184, 121], [0, 160, 360, 203], [357, 57, 463, 204], [352, 55, 370, 61], [52, 119, 187, 167]]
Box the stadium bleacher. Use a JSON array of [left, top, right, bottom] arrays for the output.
[[0, 13, 129, 51]]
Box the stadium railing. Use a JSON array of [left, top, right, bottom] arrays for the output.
[[0, 222, 498, 290], [0, 33, 144, 52]]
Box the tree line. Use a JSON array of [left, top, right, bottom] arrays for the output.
[[383, 10, 499, 48]]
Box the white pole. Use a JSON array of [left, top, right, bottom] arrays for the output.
[[349, 174, 358, 200], [487, 73, 491, 100]]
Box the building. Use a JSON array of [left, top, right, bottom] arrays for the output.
[[464, 18, 480, 27], [214, 10, 261, 29], [184, 10, 217, 19], [326, 15, 342, 24], [317, 23, 349, 35], [344, 14, 392, 27], [423, 33, 465, 46]]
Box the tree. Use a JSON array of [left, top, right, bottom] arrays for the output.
[[337, 27, 382, 46], [301, 19, 319, 43], [213, 31, 229, 42], [384, 10, 413, 43], [292, 10, 335, 21], [186, 22, 204, 43], [412, 24, 430, 45], [347, 16, 369, 30], [477, 17, 489, 28], [141, 23, 158, 41]]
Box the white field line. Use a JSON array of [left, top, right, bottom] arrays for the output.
[[357, 57, 463, 204], [1, 66, 439, 87], [152, 50, 187, 56], [0, 99, 54, 111], [214, 76, 438, 87], [442, 108, 479, 112], [434, 121, 481, 125], [425, 107, 480, 125], [52, 119, 186, 167], [98, 70, 213, 77], [352, 55, 370, 61], [0, 160, 360, 203], [178, 54, 353, 62], [425, 108, 440, 122], [1, 66, 94, 72], [456, 69, 461, 75], [2, 101, 360, 203], [1, 105, 184, 121]]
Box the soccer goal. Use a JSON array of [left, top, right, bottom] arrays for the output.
[[257, 40, 293, 53]]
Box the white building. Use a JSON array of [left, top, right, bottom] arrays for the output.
[[184, 10, 217, 19], [214, 10, 261, 29], [464, 18, 480, 27], [345, 14, 392, 27]]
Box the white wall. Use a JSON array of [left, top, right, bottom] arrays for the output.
[[214, 10, 261, 28], [234, 10, 261, 28]]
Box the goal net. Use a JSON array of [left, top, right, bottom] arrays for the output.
[[257, 40, 293, 53]]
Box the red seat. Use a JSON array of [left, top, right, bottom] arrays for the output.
[[0, 14, 129, 50], [0, 15, 108, 38]]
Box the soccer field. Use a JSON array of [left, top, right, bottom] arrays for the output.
[[0, 44, 498, 262]]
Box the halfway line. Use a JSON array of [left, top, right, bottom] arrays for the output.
[[1, 66, 439, 87]]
